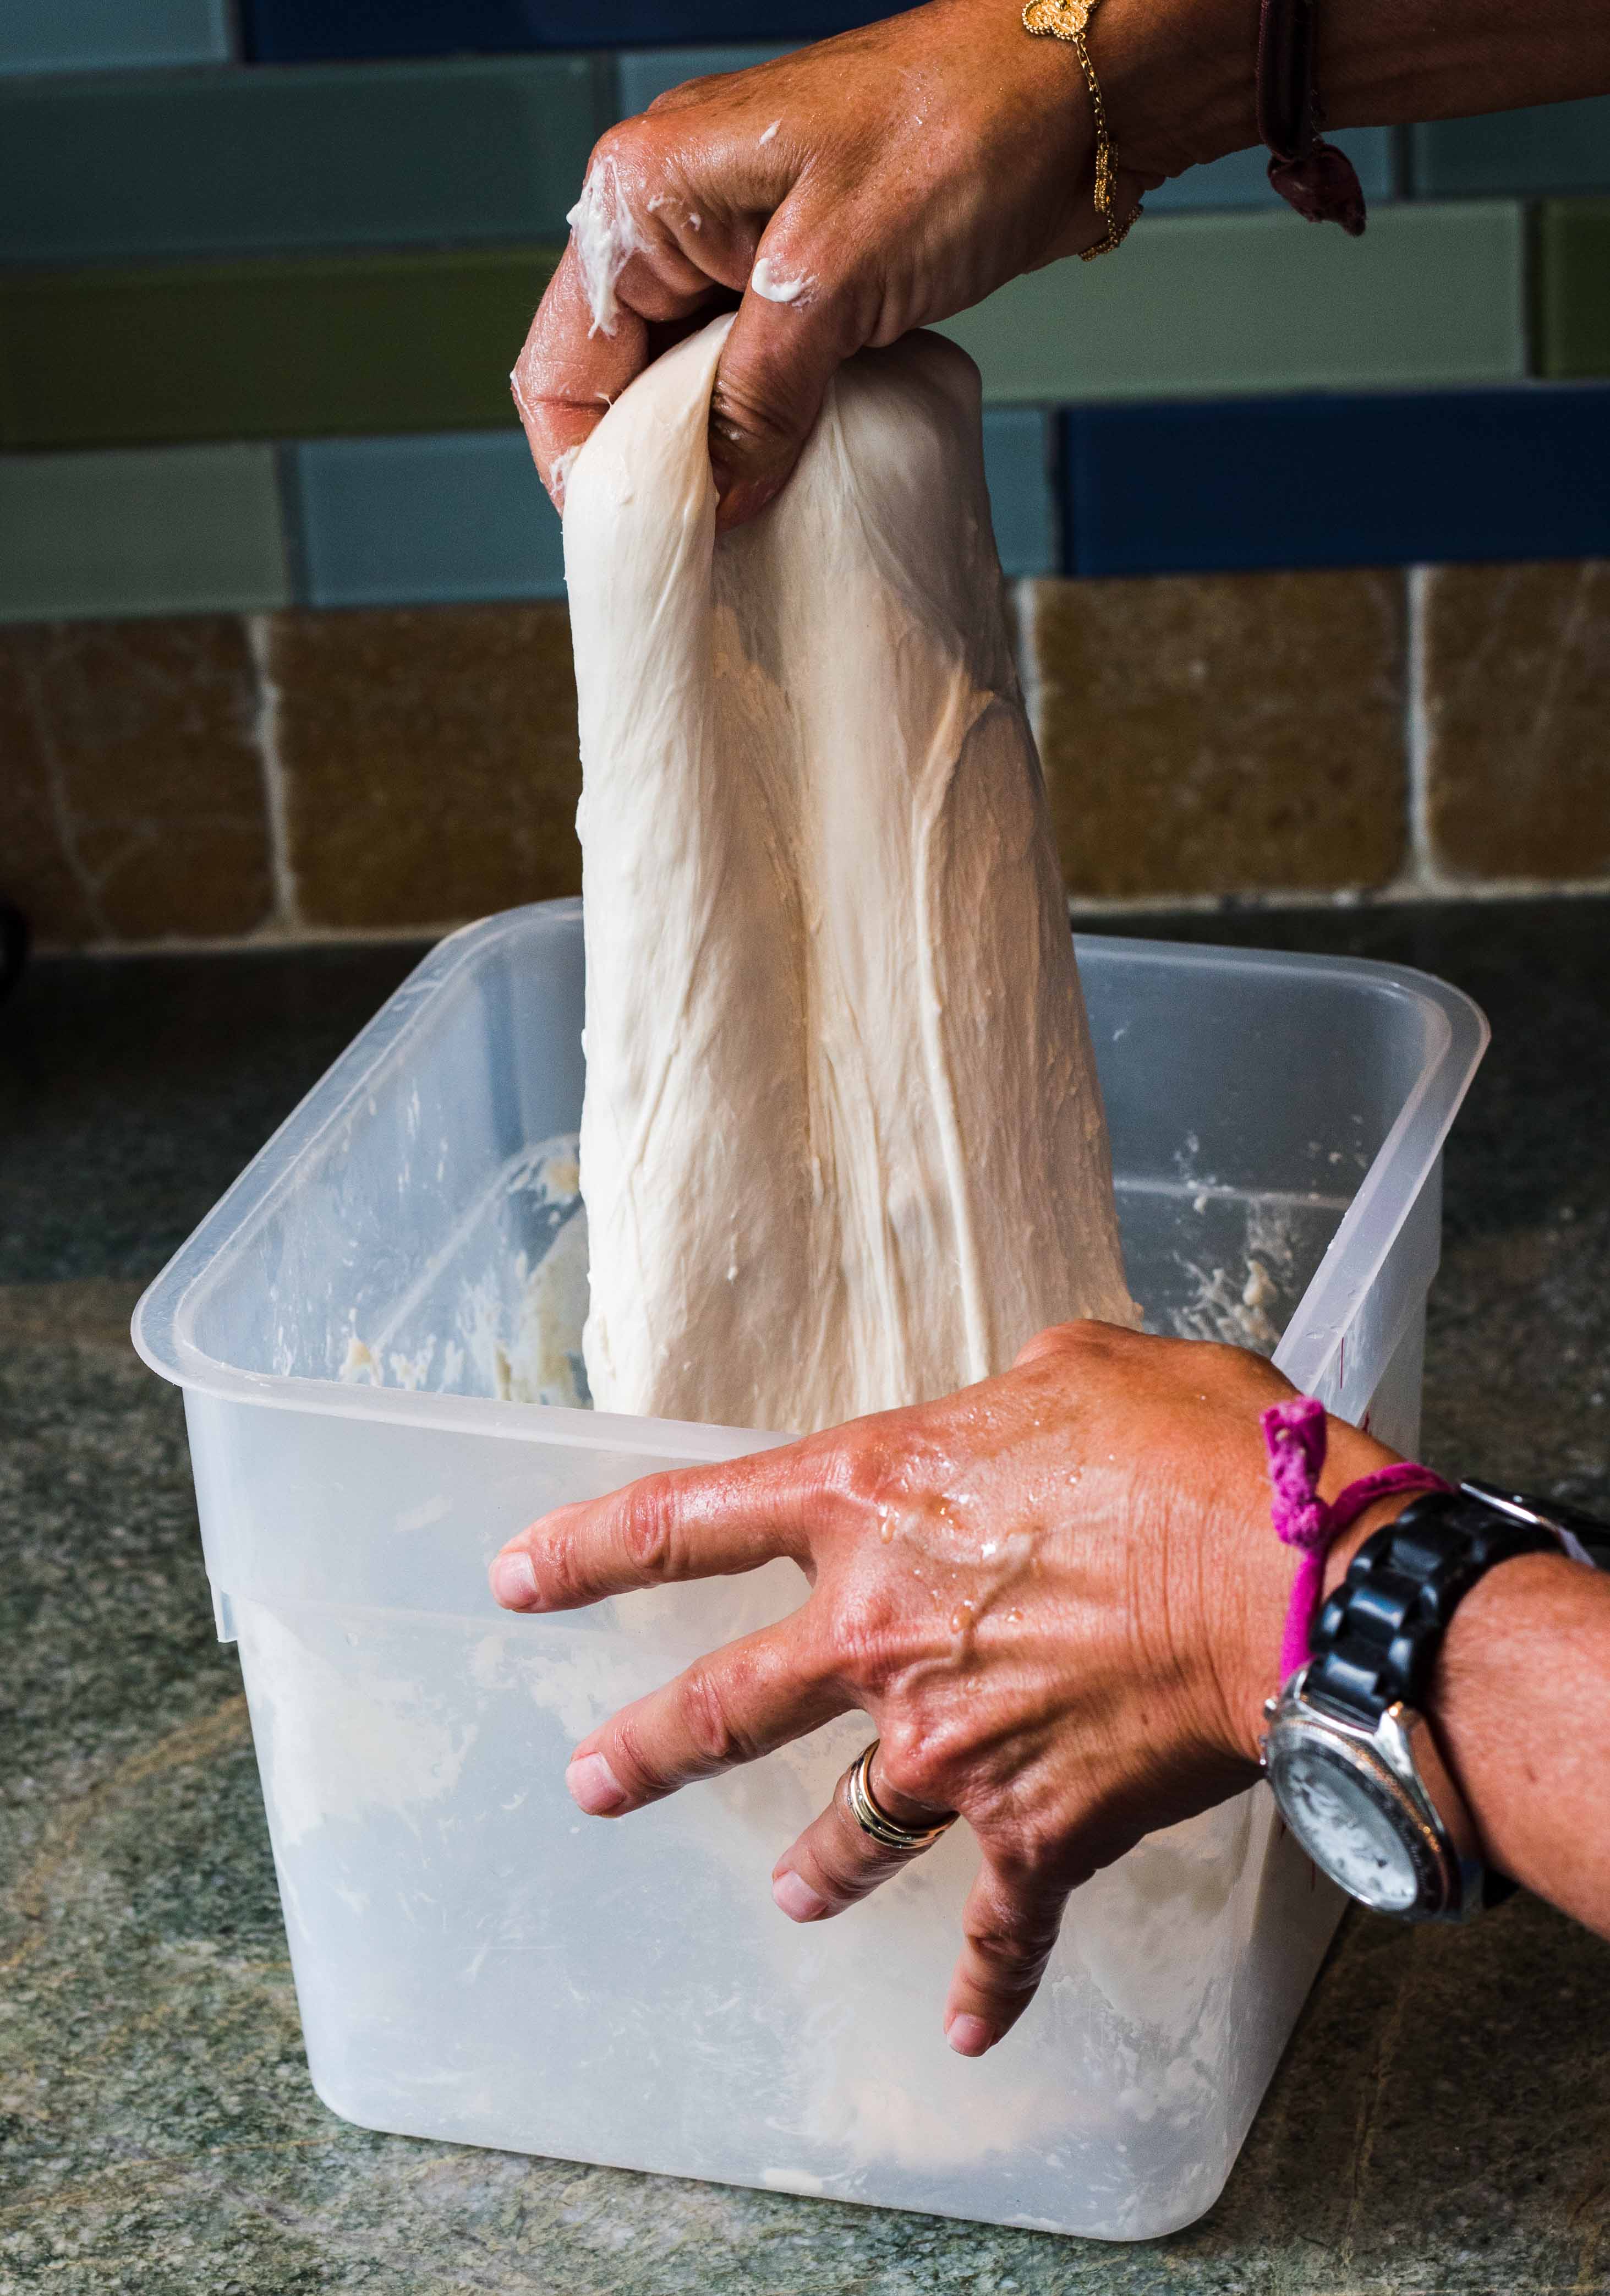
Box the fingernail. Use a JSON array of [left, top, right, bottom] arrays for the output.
[[771, 1869, 829, 1922], [490, 1550, 538, 1609], [945, 2015, 996, 2058], [566, 1752, 628, 1816]]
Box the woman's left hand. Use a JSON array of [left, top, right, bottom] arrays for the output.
[[490, 1320, 1402, 2054]]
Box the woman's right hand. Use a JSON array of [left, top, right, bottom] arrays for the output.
[[512, 0, 1185, 531]]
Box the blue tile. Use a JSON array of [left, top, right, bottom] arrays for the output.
[[617, 46, 797, 117], [1148, 128, 1394, 213], [1412, 99, 1610, 198], [294, 414, 1053, 605], [294, 431, 563, 607], [244, 2, 888, 62], [981, 408, 1058, 577], [0, 445, 287, 621], [1062, 385, 1610, 576], [0, 0, 228, 73], [0, 58, 603, 263]]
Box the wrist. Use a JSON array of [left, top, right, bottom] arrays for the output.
[[1094, 0, 1261, 186], [1215, 1419, 1406, 1765]]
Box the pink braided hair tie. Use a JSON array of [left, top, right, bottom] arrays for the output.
[[1262, 1396, 1453, 1683]]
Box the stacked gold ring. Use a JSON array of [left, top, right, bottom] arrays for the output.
[[845, 1740, 959, 1853]]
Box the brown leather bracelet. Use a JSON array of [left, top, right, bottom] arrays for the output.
[[1257, 0, 1367, 236]]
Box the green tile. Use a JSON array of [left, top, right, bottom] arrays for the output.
[[1413, 100, 1610, 198], [0, 250, 558, 449], [0, 0, 229, 74], [1536, 201, 1610, 379], [0, 57, 604, 263], [938, 202, 1526, 401], [0, 445, 287, 621]]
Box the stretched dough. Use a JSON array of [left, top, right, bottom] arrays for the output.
[[563, 317, 1136, 1432]]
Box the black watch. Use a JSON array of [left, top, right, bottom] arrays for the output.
[[1261, 1482, 1610, 1923]]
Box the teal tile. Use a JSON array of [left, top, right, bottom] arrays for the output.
[[292, 417, 1052, 604], [938, 201, 1526, 402], [0, 445, 287, 621], [1535, 201, 1610, 379], [293, 431, 562, 605], [616, 45, 796, 115], [0, 249, 558, 448], [981, 409, 1057, 576], [1413, 99, 1610, 197], [1149, 128, 1394, 212], [0, 0, 228, 74], [0, 56, 604, 263]]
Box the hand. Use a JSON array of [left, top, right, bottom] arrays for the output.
[[512, 0, 1165, 529], [490, 1321, 1403, 2055]]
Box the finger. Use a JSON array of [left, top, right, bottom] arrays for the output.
[[707, 238, 867, 529], [770, 1746, 956, 1924], [490, 1439, 823, 1612], [565, 1615, 847, 1816], [511, 243, 649, 507], [942, 1854, 1074, 2056]]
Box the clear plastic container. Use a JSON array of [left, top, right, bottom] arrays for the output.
[[133, 900, 1486, 2240]]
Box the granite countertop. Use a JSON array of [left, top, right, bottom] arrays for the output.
[[3, 899, 1608, 2296]]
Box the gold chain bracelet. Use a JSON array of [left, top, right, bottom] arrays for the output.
[[1022, 0, 1137, 260]]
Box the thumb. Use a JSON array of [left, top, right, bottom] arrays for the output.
[[708, 247, 866, 531]]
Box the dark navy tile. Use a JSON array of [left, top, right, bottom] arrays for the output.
[[293, 431, 562, 606], [0, 58, 604, 263], [0, 0, 228, 74], [243, 2, 889, 62], [981, 409, 1058, 577], [1412, 99, 1610, 198], [1063, 386, 1610, 576]]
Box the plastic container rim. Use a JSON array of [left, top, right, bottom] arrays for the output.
[[129, 899, 1489, 1451]]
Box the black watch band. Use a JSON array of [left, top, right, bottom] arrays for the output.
[[1306, 1490, 1560, 1729]]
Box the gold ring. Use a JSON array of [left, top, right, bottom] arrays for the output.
[[845, 1740, 957, 1854]]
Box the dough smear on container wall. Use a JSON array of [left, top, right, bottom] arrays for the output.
[[562, 315, 1138, 1433]]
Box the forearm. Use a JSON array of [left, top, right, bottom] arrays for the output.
[[1433, 1551, 1610, 1936], [1098, 0, 1610, 183]]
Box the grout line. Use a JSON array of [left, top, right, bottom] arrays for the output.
[[1404, 561, 1438, 888], [31, 873, 1610, 961], [1063, 870, 1610, 917], [243, 613, 300, 936]]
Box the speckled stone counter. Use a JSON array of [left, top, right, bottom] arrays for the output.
[[3, 900, 1607, 2296]]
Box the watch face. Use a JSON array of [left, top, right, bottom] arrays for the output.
[[1268, 1736, 1427, 1914]]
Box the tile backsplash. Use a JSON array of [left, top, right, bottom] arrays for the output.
[[1, 6, 1606, 943]]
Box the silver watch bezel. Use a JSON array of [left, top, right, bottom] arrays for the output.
[[1261, 1664, 1485, 1922]]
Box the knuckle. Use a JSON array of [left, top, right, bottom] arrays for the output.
[[676, 1664, 751, 1772], [963, 1894, 1058, 1983], [815, 1818, 896, 1902], [587, 120, 647, 179], [606, 1714, 669, 1800], [617, 1477, 678, 1579], [824, 1579, 901, 1688], [874, 1730, 952, 1814]]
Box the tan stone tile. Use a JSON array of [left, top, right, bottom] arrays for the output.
[[1425, 560, 1610, 882], [270, 603, 580, 929], [1028, 571, 1407, 900], [0, 618, 272, 945]]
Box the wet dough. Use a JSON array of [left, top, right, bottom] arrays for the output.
[[563, 317, 1136, 1431]]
